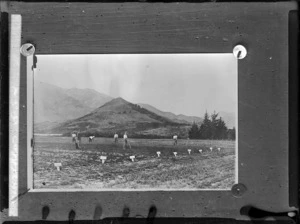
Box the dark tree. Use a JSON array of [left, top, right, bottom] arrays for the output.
[[188, 122, 200, 139], [197, 111, 229, 140], [227, 127, 236, 140], [198, 111, 212, 139], [216, 117, 228, 139], [210, 111, 219, 139]]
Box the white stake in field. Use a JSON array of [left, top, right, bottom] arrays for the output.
[[157, 151, 161, 157], [187, 149, 192, 155], [100, 156, 107, 164], [54, 163, 62, 171], [130, 155, 135, 162]]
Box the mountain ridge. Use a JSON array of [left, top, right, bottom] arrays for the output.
[[138, 103, 203, 124], [65, 87, 113, 109], [34, 82, 235, 137], [51, 97, 189, 137], [34, 81, 113, 124]]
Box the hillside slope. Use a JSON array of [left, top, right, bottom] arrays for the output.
[[139, 103, 203, 124], [34, 81, 93, 123], [34, 81, 113, 124], [52, 97, 190, 137], [65, 88, 113, 110]]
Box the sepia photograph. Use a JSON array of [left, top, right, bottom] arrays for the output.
[[33, 54, 237, 190]]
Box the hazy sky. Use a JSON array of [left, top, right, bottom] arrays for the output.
[[36, 54, 237, 116]]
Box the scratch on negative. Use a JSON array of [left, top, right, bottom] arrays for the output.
[[11, 188, 30, 202]]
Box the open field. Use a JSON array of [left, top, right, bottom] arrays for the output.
[[33, 136, 236, 189]]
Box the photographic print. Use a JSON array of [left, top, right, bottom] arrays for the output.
[[33, 54, 237, 190]]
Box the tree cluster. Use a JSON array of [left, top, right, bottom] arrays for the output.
[[188, 111, 235, 140]]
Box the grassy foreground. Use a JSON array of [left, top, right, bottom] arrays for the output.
[[33, 136, 236, 189]]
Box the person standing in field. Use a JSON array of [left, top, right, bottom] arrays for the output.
[[89, 136, 95, 143], [71, 132, 76, 143], [75, 137, 80, 149], [173, 134, 178, 145], [123, 131, 131, 149], [77, 131, 81, 143], [114, 133, 118, 143]]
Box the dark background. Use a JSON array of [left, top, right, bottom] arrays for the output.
[[0, 1, 298, 223]]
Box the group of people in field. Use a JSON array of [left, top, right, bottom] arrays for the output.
[[72, 131, 179, 149], [113, 131, 131, 149]]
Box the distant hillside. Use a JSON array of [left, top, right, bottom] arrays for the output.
[[34, 81, 113, 125], [219, 111, 236, 129], [34, 82, 92, 124], [51, 97, 190, 138], [65, 88, 113, 110], [34, 82, 234, 137], [139, 104, 234, 129], [139, 104, 203, 124]]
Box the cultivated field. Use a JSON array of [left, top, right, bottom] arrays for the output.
[[33, 136, 236, 190]]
